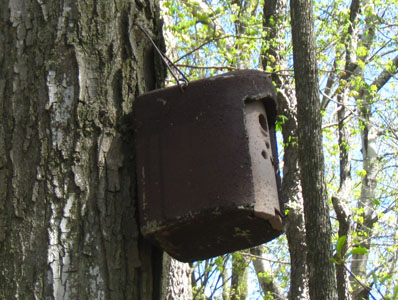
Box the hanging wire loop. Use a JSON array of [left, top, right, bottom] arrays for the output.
[[134, 23, 189, 91]]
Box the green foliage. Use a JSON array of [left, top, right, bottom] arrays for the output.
[[263, 291, 274, 300], [161, 0, 398, 298], [349, 246, 369, 256], [336, 235, 347, 261], [275, 115, 288, 132]]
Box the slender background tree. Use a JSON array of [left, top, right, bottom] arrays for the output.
[[160, 0, 398, 299], [290, 0, 335, 299], [2, 0, 398, 299]]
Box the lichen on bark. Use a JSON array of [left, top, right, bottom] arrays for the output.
[[0, 0, 166, 299]]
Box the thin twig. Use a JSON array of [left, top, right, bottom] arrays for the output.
[[342, 264, 382, 300], [239, 251, 290, 265], [318, 88, 398, 143], [176, 64, 293, 76], [176, 64, 239, 71], [174, 34, 260, 63], [322, 110, 354, 129]]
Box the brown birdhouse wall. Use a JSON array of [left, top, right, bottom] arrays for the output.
[[133, 69, 283, 262]]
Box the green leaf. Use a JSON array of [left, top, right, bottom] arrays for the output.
[[276, 115, 288, 131], [393, 284, 398, 299], [357, 46, 369, 57], [330, 257, 340, 265], [336, 235, 347, 258], [356, 169, 367, 178], [350, 246, 369, 255]]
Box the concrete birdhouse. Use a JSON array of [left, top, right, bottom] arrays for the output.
[[133, 70, 283, 262]]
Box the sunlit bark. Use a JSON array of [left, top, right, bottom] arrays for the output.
[[0, 0, 165, 298], [290, 0, 335, 299], [161, 253, 193, 300], [262, 1, 309, 298], [250, 246, 284, 300]]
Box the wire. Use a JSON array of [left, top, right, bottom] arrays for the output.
[[134, 23, 189, 91]]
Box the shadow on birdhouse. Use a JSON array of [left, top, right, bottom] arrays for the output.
[[133, 69, 283, 262]]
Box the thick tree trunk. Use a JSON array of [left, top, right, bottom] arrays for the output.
[[0, 0, 166, 299], [290, 0, 335, 299]]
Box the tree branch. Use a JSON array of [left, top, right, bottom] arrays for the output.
[[249, 246, 285, 300], [373, 54, 398, 91]]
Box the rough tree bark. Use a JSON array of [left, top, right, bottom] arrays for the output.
[[161, 253, 192, 300], [262, 0, 309, 299], [0, 0, 172, 299], [290, 0, 335, 299]]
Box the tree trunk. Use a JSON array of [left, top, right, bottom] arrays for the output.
[[330, 2, 361, 299], [0, 0, 167, 299], [351, 86, 378, 300], [161, 254, 192, 300], [262, 0, 309, 298], [290, 0, 335, 299], [250, 246, 284, 300], [230, 253, 249, 300]]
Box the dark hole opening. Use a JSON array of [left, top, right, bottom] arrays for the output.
[[259, 114, 268, 132], [261, 150, 267, 159]]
